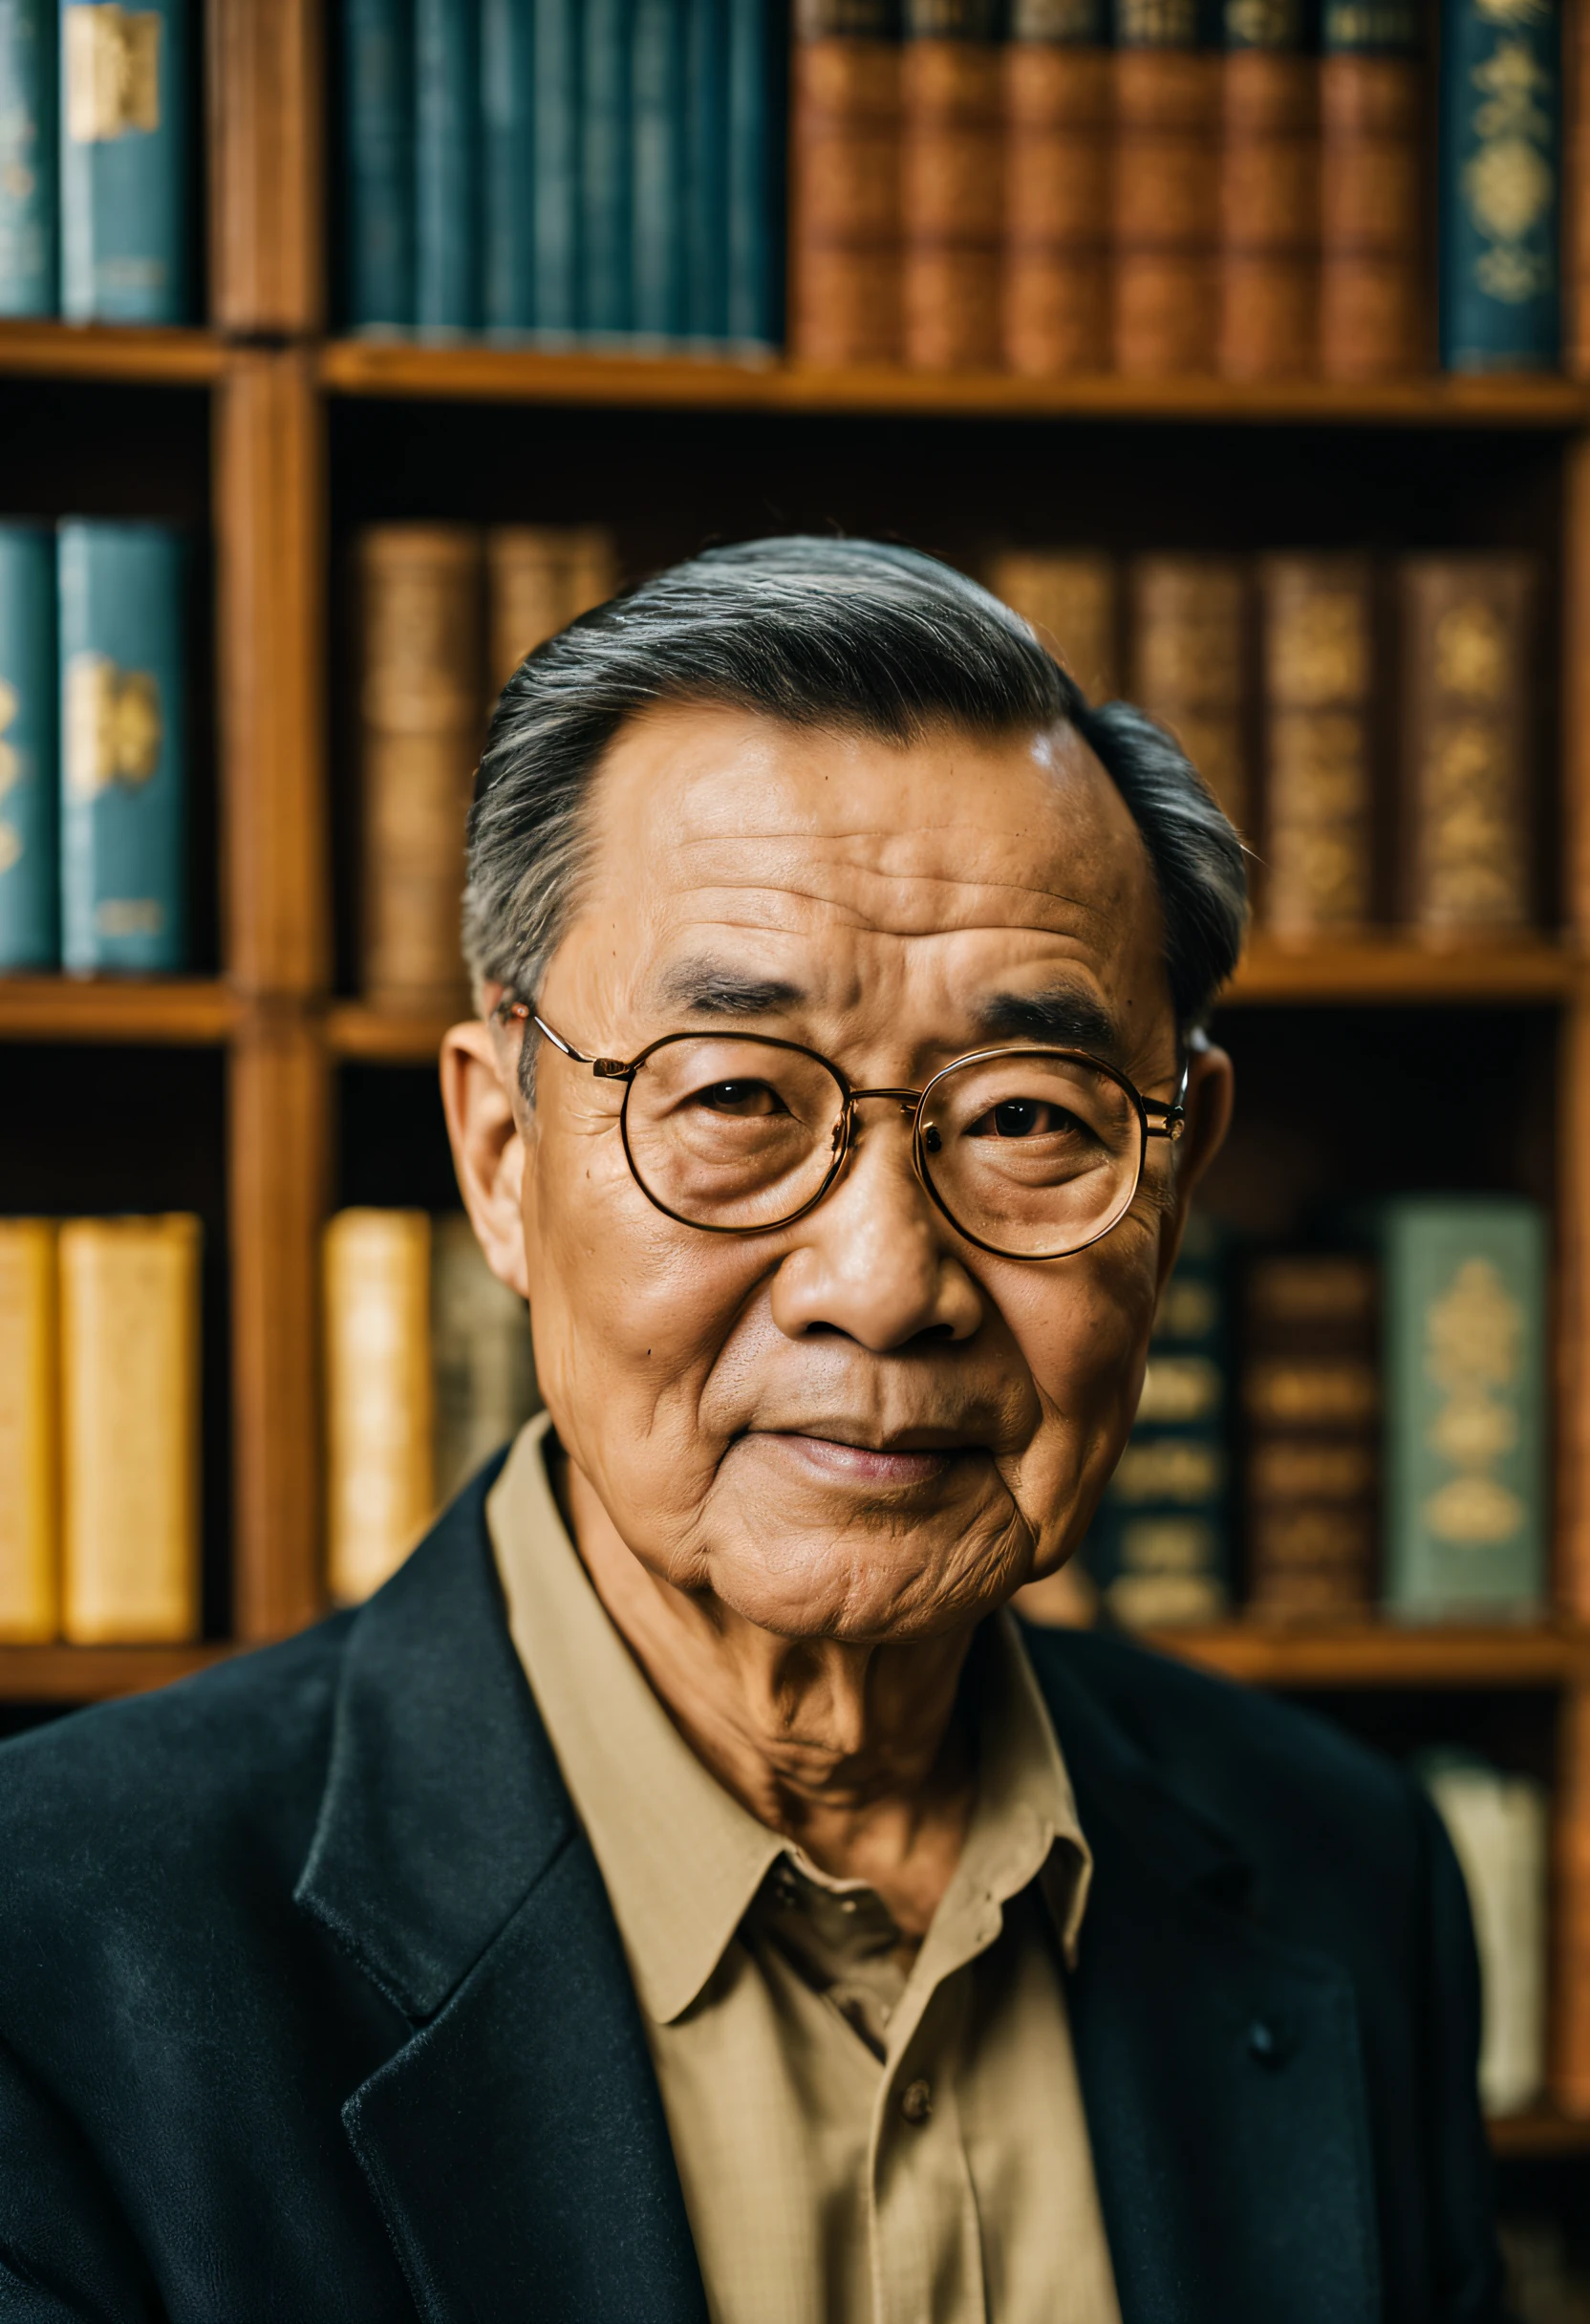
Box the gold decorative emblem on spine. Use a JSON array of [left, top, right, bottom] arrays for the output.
[[1225, 0, 1302, 46], [1116, 0, 1199, 42], [64, 7, 161, 145], [1422, 1258, 1526, 1544], [1460, 19, 1555, 304], [0, 677, 22, 872], [64, 654, 162, 798]]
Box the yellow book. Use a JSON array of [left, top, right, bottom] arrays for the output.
[[485, 526, 620, 698], [0, 1219, 59, 1643], [59, 1215, 202, 1645], [987, 549, 1120, 701], [325, 1209, 434, 1607]]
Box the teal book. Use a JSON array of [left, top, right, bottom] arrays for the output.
[[1381, 1198, 1547, 1617], [343, 0, 415, 331], [632, 0, 687, 337], [483, 0, 536, 332], [582, 0, 633, 334], [59, 0, 191, 323], [725, 0, 780, 347], [416, 0, 483, 333], [683, 0, 728, 340], [0, 525, 55, 968], [57, 522, 186, 975], [533, 0, 581, 332], [1439, 0, 1560, 372], [0, 0, 55, 315]]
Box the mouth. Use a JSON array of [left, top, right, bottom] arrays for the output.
[[748, 1429, 979, 1489]]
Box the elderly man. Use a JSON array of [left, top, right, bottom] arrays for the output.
[[0, 540, 1496, 2322]]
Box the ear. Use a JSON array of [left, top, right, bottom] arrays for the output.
[[1153, 1037, 1235, 1295], [440, 1014, 533, 1302]]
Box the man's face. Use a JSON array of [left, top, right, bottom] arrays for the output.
[[452, 703, 1230, 1646]]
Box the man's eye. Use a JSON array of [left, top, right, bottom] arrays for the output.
[[969, 1099, 1085, 1140], [693, 1080, 787, 1118]]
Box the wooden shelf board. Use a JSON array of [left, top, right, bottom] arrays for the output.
[[0, 976, 238, 1044], [0, 319, 226, 384], [1145, 1621, 1588, 1689], [1222, 936, 1579, 1007], [320, 339, 1590, 428], [0, 1643, 232, 1702], [1489, 2108, 1590, 2158], [325, 1000, 459, 1062]]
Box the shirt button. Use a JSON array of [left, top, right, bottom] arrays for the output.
[[899, 2078, 933, 2125]]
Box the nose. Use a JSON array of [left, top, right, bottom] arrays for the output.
[[768, 1098, 984, 1351]]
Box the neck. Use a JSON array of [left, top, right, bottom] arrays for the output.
[[561, 1453, 979, 1936]]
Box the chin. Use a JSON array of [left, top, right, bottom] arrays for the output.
[[698, 1513, 1030, 1646]]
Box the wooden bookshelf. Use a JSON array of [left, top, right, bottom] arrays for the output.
[[0, 319, 226, 384], [1150, 1622, 1590, 1690], [0, 1644, 232, 1701], [0, 978, 238, 1044]]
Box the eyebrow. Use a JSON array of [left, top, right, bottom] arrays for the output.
[[974, 986, 1121, 1056], [655, 960, 806, 1018]]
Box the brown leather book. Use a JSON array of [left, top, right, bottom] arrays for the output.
[[902, 0, 1003, 369], [358, 526, 484, 1013], [1112, 0, 1220, 376], [790, 0, 904, 366], [1319, 0, 1424, 379], [1398, 555, 1537, 940], [987, 548, 1120, 697], [1258, 553, 1375, 936], [1128, 553, 1252, 831], [1002, 0, 1112, 376], [1219, 0, 1319, 379], [485, 526, 619, 700]]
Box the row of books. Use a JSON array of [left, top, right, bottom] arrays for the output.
[[1071, 1200, 1548, 1628], [991, 547, 1544, 940], [0, 0, 194, 324], [0, 520, 187, 975], [341, 0, 783, 346], [793, 0, 1565, 378]]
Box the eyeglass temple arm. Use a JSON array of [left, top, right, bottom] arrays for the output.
[[493, 998, 633, 1080], [1145, 1034, 1205, 1142]]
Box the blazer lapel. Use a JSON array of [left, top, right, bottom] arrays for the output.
[[294, 1467, 708, 2324]]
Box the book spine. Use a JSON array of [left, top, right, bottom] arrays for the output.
[[430, 1212, 540, 1504], [1319, 0, 1423, 379], [1258, 552, 1375, 935], [1111, 0, 1219, 375], [725, 0, 782, 343], [790, 0, 902, 365], [901, 0, 1002, 370], [1568, 0, 1590, 376], [1001, 0, 1112, 378], [1399, 553, 1536, 937], [1128, 552, 1252, 831], [359, 524, 483, 1009], [59, 0, 191, 323], [482, 0, 536, 333], [534, 0, 583, 332], [0, 0, 55, 316], [59, 1213, 201, 1645], [1422, 1756, 1548, 2115], [1381, 1197, 1547, 1618], [0, 522, 56, 969], [1559, 1689, 1590, 2111], [987, 547, 1120, 698], [565, 526, 620, 614], [684, 0, 729, 336], [582, 0, 634, 334], [342, 0, 416, 332], [57, 520, 187, 975], [633, 0, 688, 336], [1438, 0, 1560, 373], [0, 1218, 57, 1644], [484, 523, 619, 696], [1218, 0, 1318, 380], [325, 1208, 435, 1606], [415, 0, 483, 333]]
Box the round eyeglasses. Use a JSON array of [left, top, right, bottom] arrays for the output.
[[497, 1002, 1189, 1262]]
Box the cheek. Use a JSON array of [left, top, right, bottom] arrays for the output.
[[999, 1242, 1160, 1469]]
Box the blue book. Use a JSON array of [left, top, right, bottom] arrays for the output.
[[57, 523, 186, 975], [683, 0, 727, 340], [581, 0, 632, 334], [725, 0, 780, 346], [482, 0, 536, 332], [59, 0, 190, 324], [632, 0, 687, 338], [1439, 0, 1560, 372], [0, 0, 55, 316], [416, 0, 483, 333], [533, 0, 581, 332], [0, 524, 56, 969], [343, 0, 415, 331]]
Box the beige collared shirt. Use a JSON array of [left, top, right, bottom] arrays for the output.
[[488, 1418, 1122, 2324]]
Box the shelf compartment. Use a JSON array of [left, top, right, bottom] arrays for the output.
[[1147, 1622, 1590, 1689], [0, 321, 226, 385], [0, 1643, 232, 1701], [1224, 937, 1579, 1008], [0, 978, 238, 1044], [325, 1000, 460, 1062]]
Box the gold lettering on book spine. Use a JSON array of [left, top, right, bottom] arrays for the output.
[[1423, 1258, 1525, 1544], [64, 7, 161, 143], [63, 654, 161, 799]]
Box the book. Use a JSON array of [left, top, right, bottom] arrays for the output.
[[0, 521, 56, 970], [58, 1213, 201, 1644], [485, 524, 619, 697], [415, 0, 482, 334], [1399, 554, 1536, 938], [633, 0, 688, 337], [325, 1208, 435, 1607], [1128, 554, 1252, 832], [482, 0, 537, 334], [1570, 0, 1590, 377], [59, 0, 191, 323], [1001, 0, 1111, 377], [725, 0, 782, 345], [57, 519, 187, 975], [1421, 1753, 1548, 2115], [1242, 1253, 1379, 1619], [790, 0, 902, 366], [1438, 0, 1560, 374], [1380, 1197, 1547, 1620], [901, 0, 1002, 371], [685, 0, 729, 338], [1258, 552, 1375, 935], [0, 0, 55, 315], [1218, 0, 1318, 380], [1111, 0, 1220, 376], [582, 0, 634, 335], [0, 1218, 57, 1644], [1560, 1690, 1590, 2113], [431, 1212, 541, 1502], [534, 0, 583, 333], [1320, 0, 1424, 379], [987, 547, 1120, 698], [342, 0, 415, 332], [359, 524, 483, 1011]]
